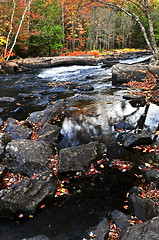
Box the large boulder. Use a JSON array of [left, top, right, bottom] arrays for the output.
[[0, 172, 57, 217], [121, 216, 159, 240], [37, 122, 60, 147], [4, 139, 53, 177], [127, 195, 159, 222], [112, 64, 149, 85], [58, 141, 106, 173], [4, 118, 32, 141], [118, 132, 152, 148], [27, 99, 66, 126]]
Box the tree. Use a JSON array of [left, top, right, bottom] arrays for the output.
[[91, 0, 159, 60], [29, 0, 63, 56]]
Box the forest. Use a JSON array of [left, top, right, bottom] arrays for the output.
[[0, 0, 159, 61]]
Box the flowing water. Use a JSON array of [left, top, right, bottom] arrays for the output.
[[0, 56, 158, 240]]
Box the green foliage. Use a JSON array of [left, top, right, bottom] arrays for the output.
[[29, 0, 63, 56]]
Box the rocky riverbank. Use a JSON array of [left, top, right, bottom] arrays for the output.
[[0, 52, 158, 239]]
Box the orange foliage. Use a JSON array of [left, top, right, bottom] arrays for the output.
[[61, 50, 101, 57]]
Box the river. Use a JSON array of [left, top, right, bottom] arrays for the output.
[[0, 55, 158, 239]]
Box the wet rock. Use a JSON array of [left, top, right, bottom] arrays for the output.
[[0, 119, 3, 127], [0, 172, 57, 217], [0, 97, 16, 103], [148, 65, 159, 82], [37, 123, 60, 147], [111, 210, 132, 237], [121, 216, 159, 240], [112, 64, 148, 85], [127, 195, 158, 222], [22, 236, 50, 240], [114, 121, 136, 131], [18, 93, 32, 100], [4, 118, 32, 141], [0, 166, 7, 181], [76, 84, 94, 91], [123, 95, 146, 107], [101, 59, 119, 67], [120, 132, 152, 148], [129, 98, 146, 107], [91, 217, 109, 240], [27, 99, 66, 126], [58, 141, 105, 173], [0, 133, 6, 157], [4, 140, 53, 177], [144, 169, 159, 184]]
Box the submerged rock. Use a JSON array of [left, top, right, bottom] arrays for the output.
[[76, 84, 94, 91], [58, 141, 106, 173], [114, 121, 136, 131], [4, 139, 53, 177], [27, 99, 66, 126], [0, 172, 56, 217], [4, 118, 32, 140], [122, 216, 159, 240], [0, 97, 16, 103]]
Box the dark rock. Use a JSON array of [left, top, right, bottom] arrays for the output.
[[76, 84, 94, 91], [0, 172, 56, 217], [4, 140, 53, 177], [144, 169, 159, 184], [101, 59, 119, 67], [114, 121, 136, 131], [91, 217, 109, 240], [129, 186, 142, 196], [22, 236, 50, 240], [0, 133, 6, 157], [0, 118, 3, 127], [27, 99, 66, 126], [58, 141, 106, 173], [4, 118, 32, 141], [120, 132, 152, 148], [111, 210, 132, 237], [127, 195, 158, 222], [129, 99, 146, 107], [0, 97, 16, 103], [123, 95, 146, 107], [121, 216, 159, 240], [112, 64, 148, 85], [18, 93, 32, 100], [148, 65, 159, 82], [37, 123, 60, 147]]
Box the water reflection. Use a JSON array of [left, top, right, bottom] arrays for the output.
[[60, 92, 159, 149]]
